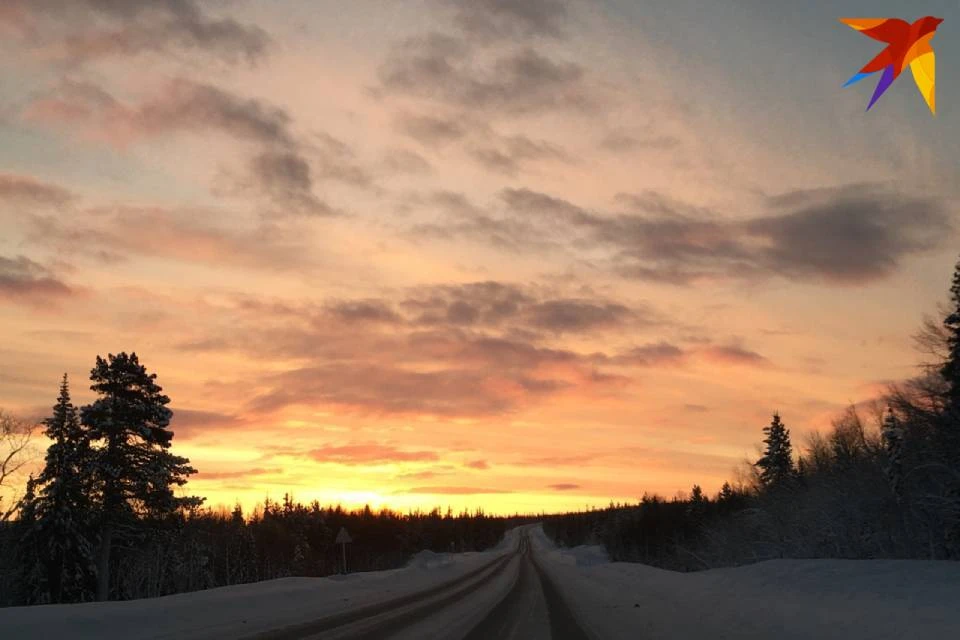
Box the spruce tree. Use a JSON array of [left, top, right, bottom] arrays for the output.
[[81, 352, 201, 601], [939, 256, 960, 463], [755, 413, 794, 487], [33, 374, 96, 603]]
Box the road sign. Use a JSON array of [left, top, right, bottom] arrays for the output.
[[336, 527, 352, 573]]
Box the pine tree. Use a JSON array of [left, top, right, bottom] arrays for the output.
[[755, 413, 794, 487], [718, 482, 734, 502], [33, 374, 96, 603], [81, 353, 202, 601], [881, 408, 904, 500], [15, 475, 47, 604], [939, 256, 960, 464]]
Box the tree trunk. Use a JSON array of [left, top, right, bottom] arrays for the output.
[[96, 523, 113, 601]]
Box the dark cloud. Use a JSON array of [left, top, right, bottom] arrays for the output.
[[395, 113, 469, 147], [527, 299, 633, 333], [0, 255, 74, 303], [468, 135, 570, 176], [700, 345, 770, 368], [172, 282, 656, 418], [448, 185, 953, 286], [326, 299, 402, 324], [547, 483, 580, 491], [246, 361, 557, 417], [382, 148, 433, 175], [27, 79, 350, 216], [615, 341, 685, 366], [248, 151, 335, 216], [446, 0, 568, 42], [0, 173, 74, 207], [7, 0, 269, 65], [379, 39, 593, 114], [308, 443, 439, 465], [169, 408, 241, 440]]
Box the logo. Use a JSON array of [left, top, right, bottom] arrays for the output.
[[840, 17, 942, 114]]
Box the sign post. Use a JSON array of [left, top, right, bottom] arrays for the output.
[[335, 527, 352, 574]]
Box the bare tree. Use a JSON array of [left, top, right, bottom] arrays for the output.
[[0, 409, 37, 521]]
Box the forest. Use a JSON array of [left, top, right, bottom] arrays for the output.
[[2, 257, 960, 606], [545, 258, 960, 571]]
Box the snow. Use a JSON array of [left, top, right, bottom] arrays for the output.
[[530, 525, 960, 639], [0, 528, 519, 640], [6, 524, 959, 640]]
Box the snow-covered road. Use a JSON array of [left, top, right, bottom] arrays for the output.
[[4, 524, 960, 639]]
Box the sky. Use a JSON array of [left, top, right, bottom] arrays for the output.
[[1, 0, 959, 515]]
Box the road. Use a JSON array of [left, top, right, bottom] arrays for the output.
[[464, 530, 590, 640], [250, 527, 591, 640]]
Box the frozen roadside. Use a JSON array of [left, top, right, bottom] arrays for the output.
[[529, 524, 960, 639], [0, 528, 519, 640]]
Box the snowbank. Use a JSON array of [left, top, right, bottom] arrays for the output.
[[0, 538, 514, 640], [531, 525, 960, 639]]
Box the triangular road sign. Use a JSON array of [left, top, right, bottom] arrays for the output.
[[335, 526, 352, 544]]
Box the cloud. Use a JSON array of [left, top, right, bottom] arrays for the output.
[[468, 135, 570, 176], [446, 0, 569, 42], [25, 205, 314, 270], [615, 341, 685, 366], [442, 184, 953, 286], [169, 408, 242, 441], [0, 255, 74, 303], [6, 0, 269, 65], [382, 148, 433, 175], [547, 483, 580, 491], [527, 299, 633, 333], [700, 345, 771, 368], [400, 280, 653, 334], [326, 299, 402, 324], [247, 151, 335, 216], [246, 362, 552, 417], [195, 467, 281, 481], [169, 281, 654, 418], [26, 79, 346, 216], [399, 486, 512, 495], [308, 443, 439, 465], [395, 113, 468, 147], [0, 173, 74, 207], [600, 131, 680, 153], [27, 78, 291, 148], [379, 37, 593, 114], [465, 459, 489, 470]]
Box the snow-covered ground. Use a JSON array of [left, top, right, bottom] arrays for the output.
[[6, 525, 960, 640], [531, 525, 960, 639], [0, 528, 519, 640]]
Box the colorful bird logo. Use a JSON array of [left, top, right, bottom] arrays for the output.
[[840, 16, 942, 114]]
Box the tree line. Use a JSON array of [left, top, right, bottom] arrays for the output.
[[0, 354, 508, 606], [544, 257, 960, 569]]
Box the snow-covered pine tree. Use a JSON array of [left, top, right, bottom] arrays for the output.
[[940, 256, 960, 466], [33, 374, 96, 603], [80, 352, 202, 601], [14, 475, 47, 604], [755, 413, 794, 487], [881, 407, 904, 500]]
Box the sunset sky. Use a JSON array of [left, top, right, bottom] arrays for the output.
[[2, 0, 959, 515]]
